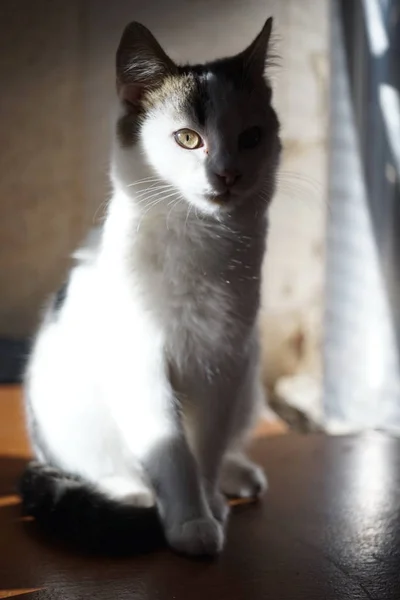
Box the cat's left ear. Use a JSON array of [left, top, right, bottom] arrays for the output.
[[239, 17, 273, 79], [116, 21, 177, 108]]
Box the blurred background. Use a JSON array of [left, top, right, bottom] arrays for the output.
[[0, 0, 399, 434]]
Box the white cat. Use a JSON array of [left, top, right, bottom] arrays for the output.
[[21, 18, 281, 557]]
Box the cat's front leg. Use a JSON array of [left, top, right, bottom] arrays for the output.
[[189, 371, 245, 525], [105, 329, 223, 557], [192, 352, 267, 517], [219, 374, 268, 500]]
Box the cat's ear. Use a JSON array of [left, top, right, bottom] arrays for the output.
[[239, 17, 273, 79], [116, 22, 177, 108]]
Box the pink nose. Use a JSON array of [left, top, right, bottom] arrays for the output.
[[215, 169, 241, 187]]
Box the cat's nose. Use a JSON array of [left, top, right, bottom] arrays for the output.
[[215, 169, 241, 187]]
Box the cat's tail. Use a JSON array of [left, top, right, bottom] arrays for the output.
[[19, 461, 165, 555]]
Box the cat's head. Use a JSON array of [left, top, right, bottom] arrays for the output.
[[114, 19, 281, 216]]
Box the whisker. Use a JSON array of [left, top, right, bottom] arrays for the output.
[[277, 171, 324, 193], [134, 186, 176, 206], [92, 198, 110, 224], [276, 184, 328, 214], [257, 176, 331, 219], [274, 170, 328, 211], [160, 190, 183, 205], [134, 183, 175, 196], [166, 198, 183, 231], [135, 189, 182, 233], [135, 198, 166, 232], [127, 176, 163, 187], [184, 204, 193, 234]]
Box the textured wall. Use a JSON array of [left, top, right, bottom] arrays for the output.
[[261, 1, 328, 389], [0, 1, 91, 336]]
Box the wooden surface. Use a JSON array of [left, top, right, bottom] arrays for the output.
[[0, 387, 31, 458], [1, 388, 399, 599]]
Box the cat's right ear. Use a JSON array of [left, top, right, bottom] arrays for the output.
[[238, 17, 274, 79], [116, 22, 177, 108]]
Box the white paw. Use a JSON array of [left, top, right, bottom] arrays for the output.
[[166, 517, 224, 557], [220, 456, 267, 499]]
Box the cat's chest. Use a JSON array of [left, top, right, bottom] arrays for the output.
[[140, 229, 232, 316], [134, 223, 263, 359]]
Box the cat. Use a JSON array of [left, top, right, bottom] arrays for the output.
[[20, 17, 281, 557]]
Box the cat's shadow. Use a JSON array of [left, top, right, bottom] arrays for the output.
[[0, 455, 26, 496], [0, 456, 261, 598], [0, 455, 171, 598]]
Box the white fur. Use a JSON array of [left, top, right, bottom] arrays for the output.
[[26, 93, 273, 524], [23, 16, 282, 556]]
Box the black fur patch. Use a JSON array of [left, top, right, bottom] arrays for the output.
[[19, 462, 165, 556], [184, 70, 209, 127]]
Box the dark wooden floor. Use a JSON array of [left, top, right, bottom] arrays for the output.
[[1, 387, 400, 599]]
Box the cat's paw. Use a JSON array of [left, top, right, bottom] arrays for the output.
[[166, 517, 224, 557], [220, 455, 267, 500]]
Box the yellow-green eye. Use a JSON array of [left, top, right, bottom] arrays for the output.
[[174, 128, 203, 150]]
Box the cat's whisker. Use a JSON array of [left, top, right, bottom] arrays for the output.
[[275, 181, 329, 215], [137, 190, 182, 230], [166, 198, 183, 231], [161, 191, 183, 207], [135, 192, 177, 210], [127, 180, 160, 188], [135, 183, 175, 194], [139, 198, 164, 214], [277, 171, 324, 194], [193, 205, 201, 225], [278, 169, 322, 184], [135, 198, 166, 232], [127, 176, 164, 187], [127, 180, 163, 190], [136, 194, 179, 231], [184, 204, 193, 234], [92, 199, 110, 224], [133, 183, 175, 198], [259, 175, 331, 217], [167, 194, 183, 206], [135, 186, 176, 206], [197, 215, 237, 239]]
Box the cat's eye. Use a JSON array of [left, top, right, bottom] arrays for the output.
[[174, 129, 203, 150], [238, 126, 262, 150]]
